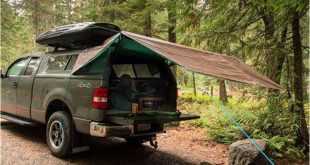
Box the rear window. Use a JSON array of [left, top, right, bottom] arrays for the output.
[[113, 64, 135, 78], [134, 64, 160, 78], [113, 64, 160, 78]]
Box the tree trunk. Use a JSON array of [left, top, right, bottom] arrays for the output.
[[218, 44, 229, 103], [286, 57, 292, 98], [66, 0, 72, 23], [144, 10, 152, 37], [33, 0, 39, 38], [262, 12, 287, 85], [219, 80, 227, 103], [106, 0, 116, 22], [262, 12, 286, 105], [93, 0, 97, 21], [273, 27, 287, 83], [167, 0, 176, 43], [291, 11, 309, 153], [167, 0, 177, 76], [262, 14, 280, 84], [192, 72, 197, 96]]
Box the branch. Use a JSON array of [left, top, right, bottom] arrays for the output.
[[209, 16, 262, 35]]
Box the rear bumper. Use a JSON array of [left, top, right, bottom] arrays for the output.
[[89, 122, 165, 138], [73, 112, 199, 137], [90, 122, 134, 137], [73, 118, 163, 138]]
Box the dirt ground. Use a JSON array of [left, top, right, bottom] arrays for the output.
[[1, 119, 306, 165], [0, 119, 228, 165]]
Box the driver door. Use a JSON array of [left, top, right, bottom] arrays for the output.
[[15, 57, 41, 118], [1, 57, 29, 115]]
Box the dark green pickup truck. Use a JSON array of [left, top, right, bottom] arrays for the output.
[[0, 22, 199, 157], [1, 22, 280, 158]]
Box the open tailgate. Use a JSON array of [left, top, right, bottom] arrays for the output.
[[105, 112, 200, 125]]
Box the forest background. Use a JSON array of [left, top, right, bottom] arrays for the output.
[[1, 0, 309, 161]]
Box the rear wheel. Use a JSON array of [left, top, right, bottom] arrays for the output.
[[46, 111, 74, 158]]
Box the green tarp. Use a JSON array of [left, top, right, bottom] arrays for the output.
[[72, 32, 281, 89]]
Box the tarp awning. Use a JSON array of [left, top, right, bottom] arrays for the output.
[[122, 32, 281, 89], [73, 33, 120, 72], [73, 31, 281, 89]]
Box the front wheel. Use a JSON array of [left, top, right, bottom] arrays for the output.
[[46, 111, 74, 158]]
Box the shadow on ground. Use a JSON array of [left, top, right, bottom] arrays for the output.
[[1, 120, 208, 165]]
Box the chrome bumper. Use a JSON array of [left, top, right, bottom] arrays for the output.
[[90, 122, 134, 137]]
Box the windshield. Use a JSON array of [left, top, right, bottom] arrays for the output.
[[112, 64, 160, 78]]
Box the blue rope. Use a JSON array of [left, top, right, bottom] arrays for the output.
[[218, 102, 275, 165]]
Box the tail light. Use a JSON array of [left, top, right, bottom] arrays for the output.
[[92, 87, 109, 110]]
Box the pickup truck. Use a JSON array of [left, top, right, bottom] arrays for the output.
[[0, 22, 199, 158], [1, 22, 280, 158]]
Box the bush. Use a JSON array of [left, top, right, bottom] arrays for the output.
[[179, 94, 258, 143], [178, 93, 306, 160]]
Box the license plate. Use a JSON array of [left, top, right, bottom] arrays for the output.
[[136, 124, 151, 132], [94, 125, 104, 133], [90, 123, 106, 137]]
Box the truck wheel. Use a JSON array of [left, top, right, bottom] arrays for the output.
[[46, 111, 74, 158]]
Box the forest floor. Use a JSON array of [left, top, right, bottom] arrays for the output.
[[0, 119, 306, 165], [0, 119, 228, 165]]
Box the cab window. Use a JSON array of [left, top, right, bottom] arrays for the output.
[[7, 58, 29, 76], [24, 57, 40, 75], [45, 55, 71, 73], [65, 55, 78, 71]]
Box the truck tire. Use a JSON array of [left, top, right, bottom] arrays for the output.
[[46, 111, 74, 158]]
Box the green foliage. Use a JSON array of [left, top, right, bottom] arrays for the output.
[[179, 93, 306, 159], [251, 95, 306, 159], [1, 0, 35, 68], [179, 94, 258, 144]]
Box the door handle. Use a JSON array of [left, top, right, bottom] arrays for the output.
[[12, 82, 17, 88]]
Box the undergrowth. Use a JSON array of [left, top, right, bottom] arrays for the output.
[[178, 93, 307, 160]]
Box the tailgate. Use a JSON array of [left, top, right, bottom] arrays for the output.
[[105, 111, 200, 125]]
